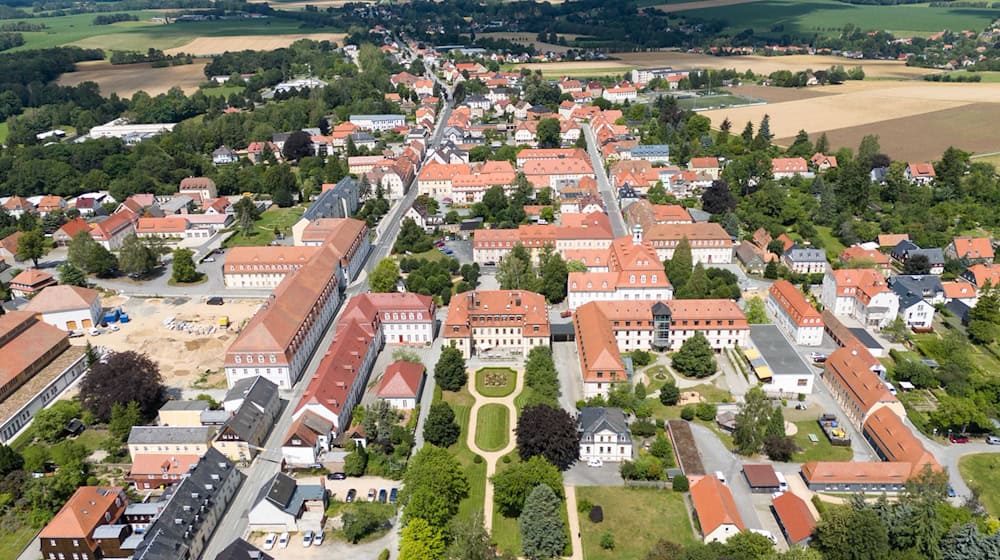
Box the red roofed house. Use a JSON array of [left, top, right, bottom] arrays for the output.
[[9, 268, 57, 298], [810, 152, 838, 171], [377, 361, 426, 410], [906, 162, 936, 185], [127, 454, 201, 490], [90, 211, 136, 250], [771, 157, 811, 179], [959, 263, 1000, 288], [839, 244, 892, 276], [25, 285, 103, 331], [945, 236, 994, 264], [771, 492, 816, 545], [821, 344, 901, 428], [178, 176, 218, 201], [39, 487, 129, 560], [688, 157, 721, 180], [36, 195, 67, 216], [0, 231, 23, 265], [690, 475, 744, 543], [821, 268, 899, 329], [53, 217, 91, 247], [2, 196, 34, 217], [767, 280, 823, 346], [444, 290, 550, 359]]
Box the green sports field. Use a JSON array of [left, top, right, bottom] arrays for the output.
[[684, 0, 1000, 38]]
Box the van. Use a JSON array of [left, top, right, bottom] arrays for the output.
[[775, 471, 788, 492]]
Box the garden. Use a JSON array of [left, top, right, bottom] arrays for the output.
[[474, 404, 510, 452], [475, 367, 517, 398], [959, 454, 1000, 517], [576, 486, 695, 559]]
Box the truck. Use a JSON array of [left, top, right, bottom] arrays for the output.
[[818, 414, 851, 446]]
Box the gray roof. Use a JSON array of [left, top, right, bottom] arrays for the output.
[[224, 376, 279, 411], [848, 327, 883, 350], [255, 472, 326, 516], [748, 324, 813, 376], [578, 407, 631, 443], [910, 247, 945, 264], [128, 426, 214, 446], [125, 502, 162, 516], [159, 400, 210, 412], [200, 410, 231, 424], [784, 244, 826, 263], [159, 196, 193, 214], [688, 208, 712, 222], [631, 144, 670, 156], [301, 176, 360, 221], [217, 539, 273, 560], [735, 243, 765, 267], [93, 524, 129, 539], [222, 401, 266, 442], [890, 275, 943, 308]]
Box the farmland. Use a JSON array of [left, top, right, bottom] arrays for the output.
[[614, 52, 937, 80], [56, 60, 209, 97], [478, 32, 585, 54], [164, 33, 347, 56]]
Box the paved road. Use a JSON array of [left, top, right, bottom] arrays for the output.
[[581, 124, 627, 239], [690, 422, 763, 531]]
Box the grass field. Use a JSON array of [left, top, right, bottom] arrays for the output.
[[443, 387, 487, 522], [959, 453, 1000, 517], [813, 225, 846, 259], [576, 486, 696, 559], [224, 206, 304, 247], [678, 93, 760, 111], [682, 0, 1000, 37], [0, 122, 8, 145], [0, 526, 38, 560], [474, 403, 510, 452], [791, 420, 853, 463], [491, 484, 572, 557], [475, 367, 517, 398]]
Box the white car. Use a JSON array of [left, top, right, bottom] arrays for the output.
[[302, 530, 313, 547], [715, 471, 727, 485], [262, 533, 276, 550], [587, 457, 603, 468], [109, 324, 120, 332], [277, 532, 289, 549], [88, 328, 101, 336], [313, 531, 324, 546]]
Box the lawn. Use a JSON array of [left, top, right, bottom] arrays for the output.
[[959, 453, 1000, 517], [491, 484, 572, 558], [0, 122, 8, 145], [576, 486, 696, 559], [475, 367, 517, 398], [513, 386, 536, 416], [443, 387, 487, 522], [0, 525, 38, 560], [791, 420, 853, 463], [474, 403, 509, 452], [946, 71, 1000, 84], [224, 205, 304, 247], [678, 94, 758, 111], [814, 225, 846, 259]]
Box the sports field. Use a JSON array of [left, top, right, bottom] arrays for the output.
[[680, 0, 1000, 38]]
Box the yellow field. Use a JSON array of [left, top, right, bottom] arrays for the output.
[[615, 52, 937, 80], [57, 60, 209, 96], [652, 0, 766, 12], [479, 32, 583, 54], [165, 33, 347, 55]]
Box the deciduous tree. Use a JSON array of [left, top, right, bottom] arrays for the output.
[[171, 248, 200, 283], [399, 517, 446, 560], [535, 117, 561, 149], [659, 382, 680, 405], [57, 263, 87, 287], [435, 346, 468, 391], [108, 401, 143, 441], [370, 258, 400, 293], [423, 401, 461, 448], [118, 234, 158, 276], [515, 404, 579, 470], [447, 511, 493, 560], [79, 350, 164, 422], [665, 237, 692, 290], [16, 228, 46, 266], [233, 197, 260, 236], [671, 333, 716, 378], [400, 445, 468, 528], [492, 455, 564, 516]]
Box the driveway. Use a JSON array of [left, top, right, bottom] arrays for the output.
[[690, 423, 763, 530], [581, 124, 627, 238], [552, 340, 584, 411], [563, 460, 624, 487]]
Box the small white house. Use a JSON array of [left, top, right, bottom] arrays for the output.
[[578, 407, 633, 463], [376, 361, 425, 410], [247, 472, 327, 533], [281, 411, 333, 466], [24, 285, 102, 331]]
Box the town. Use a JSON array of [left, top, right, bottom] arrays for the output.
[[1, 6, 1000, 560]]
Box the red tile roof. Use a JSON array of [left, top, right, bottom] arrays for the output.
[[444, 290, 550, 339], [950, 236, 993, 260], [742, 463, 780, 487], [801, 460, 913, 485], [839, 245, 890, 266], [769, 280, 822, 327], [39, 486, 126, 540], [863, 407, 940, 476], [771, 492, 816, 543], [377, 361, 425, 398], [824, 344, 897, 415], [772, 157, 809, 174], [690, 475, 744, 536], [0, 311, 70, 390], [25, 285, 99, 314], [56, 217, 91, 239], [9, 268, 55, 289]]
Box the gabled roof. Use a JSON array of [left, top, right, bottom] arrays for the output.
[[40, 486, 126, 539], [376, 361, 425, 399], [56, 217, 91, 239], [24, 285, 99, 314], [217, 538, 274, 560], [771, 492, 815, 543], [9, 268, 55, 288], [578, 407, 630, 438], [950, 236, 993, 260], [690, 475, 744, 535]]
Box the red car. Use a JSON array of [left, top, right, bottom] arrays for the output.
[[949, 434, 970, 444], [560, 310, 572, 318]]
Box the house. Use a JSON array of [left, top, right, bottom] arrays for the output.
[[688, 157, 721, 180], [945, 236, 994, 263], [942, 281, 978, 305], [90, 211, 136, 250], [643, 222, 734, 264], [906, 162, 936, 185], [53, 217, 91, 247], [157, 400, 210, 427], [782, 244, 827, 274], [2, 196, 34, 217], [891, 240, 945, 275], [821, 268, 900, 329], [127, 453, 201, 490], [376, 361, 426, 410], [771, 492, 816, 546], [281, 411, 333, 465], [742, 464, 781, 493], [136, 216, 200, 240], [602, 86, 638, 103], [629, 144, 670, 164], [578, 407, 633, 462], [349, 114, 406, 131], [767, 280, 823, 346], [444, 290, 550, 359], [178, 176, 218, 201], [821, 344, 902, 429], [960, 263, 1000, 288], [36, 195, 67, 215], [771, 158, 812, 179], [126, 426, 215, 461], [623, 200, 692, 228], [889, 275, 941, 329], [690, 475, 744, 544], [839, 244, 891, 275], [877, 233, 909, 248], [213, 376, 281, 463], [8, 268, 56, 298], [735, 243, 766, 275], [223, 246, 320, 289], [473, 212, 613, 265], [247, 472, 327, 533], [212, 146, 239, 165], [217, 539, 273, 560], [224, 376, 280, 415], [810, 152, 838, 171], [0, 231, 23, 265], [24, 285, 102, 332], [39, 487, 128, 560]]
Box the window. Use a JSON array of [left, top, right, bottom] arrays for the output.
[[234, 355, 241, 364], [269, 354, 276, 363]]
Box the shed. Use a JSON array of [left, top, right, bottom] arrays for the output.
[[742, 464, 781, 493]]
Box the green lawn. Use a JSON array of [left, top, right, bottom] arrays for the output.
[[224, 205, 304, 247], [576, 486, 696, 559], [474, 403, 509, 452], [475, 367, 517, 398], [443, 387, 487, 522], [513, 386, 536, 416], [491, 485, 572, 558], [678, 94, 758, 111], [959, 454, 1000, 517], [684, 0, 1000, 38], [0, 122, 9, 145], [791, 420, 853, 463], [0, 525, 38, 560], [814, 225, 846, 259]]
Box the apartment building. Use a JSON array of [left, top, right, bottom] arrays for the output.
[[766, 280, 823, 346], [567, 228, 673, 309], [416, 160, 516, 202], [127, 426, 215, 461], [821, 344, 902, 429], [472, 212, 614, 265], [443, 290, 550, 359], [820, 268, 899, 329], [222, 246, 320, 289], [39, 486, 129, 560], [643, 222, 734, 264], [90, 211, 135, 250]]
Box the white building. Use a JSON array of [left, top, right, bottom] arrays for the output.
[[349, 114, 406, 131], [567, 229, 674, 310], [578, 407, 633, 463], [24, 285, 102, 331], [602, 86, 638, 103], [85, 118, 175, 142], [767, 280, 823, 347], [376, 361, 426, 410], [820, 269, 900, 329]]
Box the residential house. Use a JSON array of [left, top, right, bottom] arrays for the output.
[[735, 243, 766, 275], [839, 244, 891, 276], [53, 217, 91, 247], [889, 275, 944, 329], [2, 196, 34, 217], [878, 233, 910, 248], [690, 475, 744, 544], [213, 376, 281, 463], [444, 290, 550, 359], [642, 222, 734, 264], [247, 473, 327, 533], [156, 400, 210, 427], [578, 407, 633, 462], [8, 268, 56, 298], [281, 411, 333, 466], [212, 146, 239, 165], [782, 244, 827, 274], [90, 212, 136, 250], [945, 236, 994, 263], [629, 144, 670, 164], [24, 285, 102, 332], [810, 153, 838, 171], [906, 162, 936, 185], [127, 454, 201, 490], [602, 86, 638, 103], [217, 539, 273, 560], [349, 114, 405, 131], [821, 268, 900, 329], [36, 195, 67, 216], [376, 361, 426, 410], [891, 240, 945, 275], [771, 158, 812, 179], [0, 231, 23, 265], [39, 486, 128, 560], [960, 263, 1000, 288], [688, 157, 721, 180], [178, 177, 218, 202], [126, 426, 215, 461], [623, 200, 692, 228], [942, 281, 978, 305], [767, 280, 823, 346]]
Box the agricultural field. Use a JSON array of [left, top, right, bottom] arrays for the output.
[[576, 486, 696, 559], [507, 60, 636, 79], [679, 0, 1000, 38], [478, 32, 586, 54], [164, 33, 347, 56], [614, 52, 937, 80], [57, 60, 209, 97], [651, 0, 767, 12]]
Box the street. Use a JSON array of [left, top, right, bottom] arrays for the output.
[[581, 123, 627, 238]]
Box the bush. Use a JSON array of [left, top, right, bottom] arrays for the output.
[[378, 549, 390, 560], [659, 382, 680, 406], [680, 405, 696, 421], [502, 455, 511, 464], [798, 393, 806, 402], [577, 498, 593, 513], [764, 436, 796, 462], [630, 350, 654, 367], [576, 399, 587, 409], [473, 454, 484, 464], [695, 402, 717, 422], [672, 474, 689, 491], [600, 531, 615, 550], [631, 419, 657, 437]]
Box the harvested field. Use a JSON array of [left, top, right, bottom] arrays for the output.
[[667, 419, 705, 475], [57, 60, 208, 96], [166, 33, 347, 55], [729, 83, 835, 103], [652, 0, 765, 12], [776, 102, 1000, 162], [614, 52, 936, 80], [478, 32, 583, 54]]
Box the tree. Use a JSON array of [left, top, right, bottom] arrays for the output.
[[400, 517, 446, 560], [733, 387, 774, 456], [265, 165, 297, 207], [170, 248, 200, 284], [394, 218, 433, 254], [645, 539, 684, 560], [343, 442, 367, 476], [766, 405, 786, 439], [370, 258, 400, 293], [401, 445, 468, 528], [281, 130, 313, 161], [665, 237, 692, 291], [447, 511, 493, 560], [31, 400, 81, 443], [435, 346, 468, 391], [16, 229, 46, 266], [744, 297, 768, 323], [492, 455, 564, 516], [519, 484, 567, 560], [233, 197, 260, 236], [536, 118, 561, 149], [671, 333, 716, 378], [725, 531, 775, 558], [764, 436, 795, 462], [787, 129, 814, 158], [814, 506, 890, 560], [79, 351, 164, 422], [701, 179, 736, 214], [0, 443, 23, 476], [57, 263, 87, 287], [118, 234, 157, 277], [343, 502, 391, 543], [539, 251, 568, 303], [659, 382, 680, 405], [815, 132, 830, 154], [516, 404, 580, 470], [903, 253, 931, 275], [763, 260, 779, 279], [423, 401, 461, 447], [647, 181, 669, 205], [108, 401, 143, 441], [677, 262, 708, 299]]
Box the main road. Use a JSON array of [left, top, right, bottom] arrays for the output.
[[582, 123, 628, 238], [200, 72, 454, 559]]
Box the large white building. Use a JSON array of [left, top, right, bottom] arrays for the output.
[[644, 222, 734, 264], [443, 290, 550, 359], [24, 285, 102, 332], [821, 269, 899, 329], [578, 407, 633, 463], [349, 114, 406, 131], [766, 280, 823, 346]]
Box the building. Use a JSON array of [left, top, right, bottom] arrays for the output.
[[127, 426, 215, 460], [281, 411, 333, 466], [800, 461, 914, 493], [85, 118, 176, 143], [567, 228, 673, 309], [39, 486, 128, 560], [960, 263, 1000, 288], [213, 376, 281, 463], [688, 157, 721, 180], [578, 407, 633, 462], [443, 290, 550, 359], [376, 361, 426, 410], [157, 400, 210, 427], [349, 114, 406, 131], [820, 268, 899, 329], [217, 539, 273, 560], [643, 222, 734, 264], [294, 218, 372, 283], [24, 285, 102, 332], [2, 196, 34, 217], [628, 144, 670, 163], [690, 475, 744, 544], [53, 217, 92, 247], [782, 245, 827, 274], [745, 325, 816, 396], [623, 200, 692, 230], [890, 240, 945, 275], [247, 472, 327, 533], [889, 276, 938, 329], [473, 212, 614, 265], [602, 86, 638, 103], [810, 152, 838, 171], [178, 177, 217, 201], [212, 146, 239, 165], [767, 280, 823, 346], [127, 454, 201, 490], [945, 236, 994, 263], [839, 244, 891, 275], [771, 157, 812, 179], [771, 492, 816, 546], [906, 162, 936, 185], [821, 344, 902, 429], [863, 407, 939, 473], [90, 211, 135, 250], [127, 449, 242, 560], [294, 176, 362, 225], [223, 246, 319, 289], [742, 464, 781, 493], [9, 268, 56, 298]]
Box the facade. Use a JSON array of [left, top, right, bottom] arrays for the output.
[[178, 177, 218, 201], [690, 475, 744, 544], [767, 280, 823, 346], [578, 407, 633, 462], [127, 454, 201, 490], [39, 486, 128, 560], [294, 218, 372, 284], [247, 473, 327, 533], [349, 114, 405, 131], [376, 361, 426, 410], [281, 411, 333, 466], [820, 268, 899, 329], [222, 246, 319, 289], [782, 245, 827, 274], [90, 212, 135, 250], [643, 222, 734, 264], [24, 285, 102, 332], [213, 376, 281, 463], [157, 400, 210, 427], [821, 345, 903, 429], [126, 426, 215, 460], [443, 290, 550, 359], [472, 212, 614, 265], [890, 278, 937, 329], [53, 217, 91, 247], [567, 228, 673, 309]]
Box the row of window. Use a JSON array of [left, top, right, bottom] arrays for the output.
[[229, 264, 302, 272], [382, 312, 425, 321]]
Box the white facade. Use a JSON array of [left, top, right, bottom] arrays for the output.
[[900, 300, 935, 329], [383, 395, 417, 410], [766, 295, 823, 347], [579, 428, 633, 462], [381, 318, 435, 344], [820, 272, 901, 329], [567, 283, 673, 311], [349, 114, 405, 131], [602, 88, 638, 103], [248, 500, 297, 533], [652, 245, 733, 265], [38, 299, 102, 331]]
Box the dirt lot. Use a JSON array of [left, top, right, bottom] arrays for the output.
[[71, 296, 265, 390], [165, 33, 347, 55], [652, 0, 766, 12], [614, 52, 937, 80], [479, 32, 583, 54], [57, 60, 209, 96], [729, 83, 835, 103]]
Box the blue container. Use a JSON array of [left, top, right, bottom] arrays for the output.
[[119, 314, 130, 323]]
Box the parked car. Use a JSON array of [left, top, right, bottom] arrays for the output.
[[68, 330, 84, 338], [443, 249, 454, 255], [88, 328, 101, 336], [715, 471, 727, 485], [277, 532, 289, 549], [949, 434, 970, 444], [326, 472, 346, 480], [262, 533, 276, 550], [948, 484, 957, 498], [203, 257, 215, 263], [313, 532, 324, 546], [302, 530, 314, 547], [367, 488, 377, 502], [560, 310, 572, 318], [378, 489, 387, 503], [207, 297, 224, 306], [434, 241, 446, 247], [346, 489, 356, 503], [109, 324, 120, 332], [987, 435, 1000, 445], [389, 488, 398, 504], [587, 457, 603, 468]]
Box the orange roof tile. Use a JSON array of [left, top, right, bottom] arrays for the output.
[[801, 461, 913, 485], [769, 280, 822, 327], [690, 475, 744, 535], [39, 486, 126, 540], [0, 311, 69, 390], [942, 281, 976, 299], [771, 492, 816, 543], [574, 303, 627, 382], [224, 246, 319, 270], [136, 216, 188, 234], [689, 157, 720, 169], [56, 217, 91, 239], [824, 345, 897, 414], [840, 245, 890, 266], [25, 285, 99, 314], [444, 290, 550, 339], [950, 236, 994, 260], [9, 268, 55, 288], [128, 453, 201, 477], [863, 407, 940, 476], [376, 361, 425, 398]]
